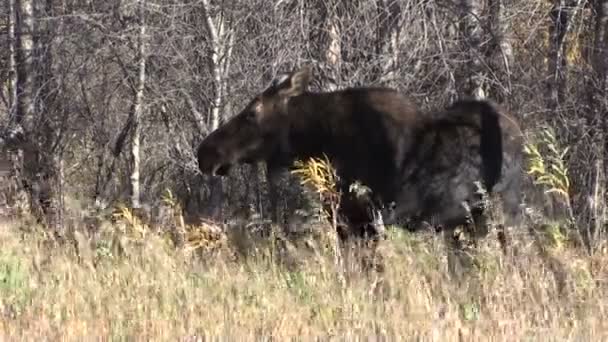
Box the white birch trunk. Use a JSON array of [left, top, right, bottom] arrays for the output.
[[325, 13, 341, 91], [200, 0, 234, 219], [10, 0, 37, 219], [376, 0, 401, 87], [131, 0, 147, 209], [546, 0, 584, 110], [8, 0, 18, 113], [15, 0, 35, 126], [201, 0, 233, 131], [458, 0, 485, 99], [488, 0, 514, 100]]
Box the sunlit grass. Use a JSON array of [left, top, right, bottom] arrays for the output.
[[0, 215, 607, 340]]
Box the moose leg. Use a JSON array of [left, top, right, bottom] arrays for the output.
[[266, 165, 286, 225], [493, 165, 525, 255], [370, 208, 387, 240], [329, 193, 387, 274], [337, 192, 387, 241], [421, 200, 479, 280]]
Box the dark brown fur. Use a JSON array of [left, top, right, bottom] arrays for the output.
[[196, 66, 524, 241]]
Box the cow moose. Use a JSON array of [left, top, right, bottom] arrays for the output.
[[196, 65, 524, 245]]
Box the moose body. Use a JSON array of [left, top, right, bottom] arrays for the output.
[[196, 66, 524, 241]]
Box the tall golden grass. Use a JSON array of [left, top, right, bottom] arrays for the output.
[[0, 214, 607, 340]]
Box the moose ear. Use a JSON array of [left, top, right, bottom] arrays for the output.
[[272, 73, 291, 88], [278, 65, 312, 97]]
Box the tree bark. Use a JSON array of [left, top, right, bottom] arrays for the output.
[[8, 0, 18, 113], [583, 0, 608, 248], [200, 0, 234, 220], [600, 0, 608, 245], [130, 0, 147, 209], [324, 10, 341, 91], [201, 0, 233, 131], [10, 0, 58, 231], [375, 0, 401, 86], [546, 0, 583, 112], [458, 0, 486, 99], [487, 0, 514, 102], [37, 0, 63, 231], [306, 0, 341, 90], [594, 0, 608, 97], [13, 0, 37, 219], [15, 0, 35, 127]]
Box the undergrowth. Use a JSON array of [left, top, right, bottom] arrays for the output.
[[0, 214, 607, 340]]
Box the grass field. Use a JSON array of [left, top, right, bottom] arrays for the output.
[[1, 211, 607, 340]]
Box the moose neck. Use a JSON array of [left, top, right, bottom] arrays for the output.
[[284, 91, 401, 202]]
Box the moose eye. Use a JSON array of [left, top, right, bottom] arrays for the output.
[[245, 110, 257, 121], [245, 100, 263, 122]]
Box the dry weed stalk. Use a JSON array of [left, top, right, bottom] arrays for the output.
[[161, 189, 227, 255], [291, 155, 345, 279]]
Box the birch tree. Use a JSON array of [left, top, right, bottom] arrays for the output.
[[130, 0, 147, 209], [6, 0, 18, 113], [201, 0, 234, 132], [200, 0, 235, 219], [15, 0, 35, 128], [321, 1, 342, 91], [546, 0, 584, 112], [375, 0, 401, 86], [458, 0, 486, 99], [11, 0, 39, 220], [487, 0, 514, 102]]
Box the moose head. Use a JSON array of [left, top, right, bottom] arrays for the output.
[[196, 66, 312, 176]]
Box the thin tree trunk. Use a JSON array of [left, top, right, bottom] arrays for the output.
[[427, 3, 457, 102], [458, 0, 486, 99], [487, 0, 514, 102], [8, 0, 18, 113], [130, 0, 147, 209], [594, 0, 608, 98], [325, 10, 341, 91], [12, 0, 36, 219], [306, 0, 340, 90], [15, 0, 35, 127], [35, 0, 62, 231], [602, 0, 608, 248], [201, 0, 233, 131], [546, 0, 583, 112], [376, 0, 401, 86], [547, 0, 568, 111], [200, 0, 234, 220], [585, 0, 608, 249], [11, 0, 58, 231]]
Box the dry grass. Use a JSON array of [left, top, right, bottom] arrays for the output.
[[0, 215, 608, 340]]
